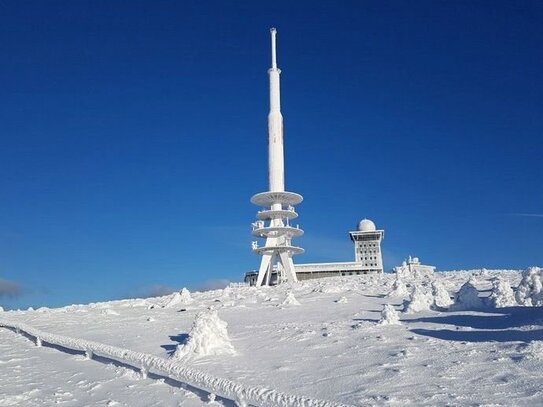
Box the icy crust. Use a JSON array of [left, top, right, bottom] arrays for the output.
[[0, 319, 349, 407]]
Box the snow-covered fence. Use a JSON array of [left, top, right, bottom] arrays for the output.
[[0, 319, 348, 407]]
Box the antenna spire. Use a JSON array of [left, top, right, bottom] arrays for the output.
[[270, 27, 277, 69]]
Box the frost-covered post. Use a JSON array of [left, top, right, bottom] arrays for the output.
[[35, 336, 42, 347], [140, 363, 149, 379], [85, 349, 93, 360]]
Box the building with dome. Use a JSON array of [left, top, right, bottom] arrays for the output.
[[244, 218, 385, 285]]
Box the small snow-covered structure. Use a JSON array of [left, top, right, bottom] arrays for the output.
[[515, 267, 543, 306], [488, 277, 516, 308], [450, 279, 484, 311], [432, 281, 453, 308], [387, 277, 409, 298], [403, 286, 433, 313], [172, 308, 235, 359], [281, 291, 300, 306], [394, 256, 436, 279], [164, 288, 192, 308], [379, 304, 401, 325]]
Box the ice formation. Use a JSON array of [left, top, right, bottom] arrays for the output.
[[488, 277, 517, 308], [172, 308, 236, 359], [0, 306, 4, 312], [281, 292, 301, 306], [432, 281, 453, 308], [515, 267, 543, 306], [164, 288, 192, 308], [403, 286, 433, 313], [450, 279, 484, 311], [387, 278, 409, 298], [378, 304, 401, 325]]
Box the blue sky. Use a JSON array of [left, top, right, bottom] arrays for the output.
[[1, 1, 542, 309]]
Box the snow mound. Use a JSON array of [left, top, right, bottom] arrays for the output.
[[522, 341, 543, 361], [450, 280, 484, 311], [403, 286, 433, 314], [312, 284, 342, 294], [378, 305, 401, 325], [281, 292, 300, 306], [164, 288, 192, 308], [387, 278, 409, 298], [488, 277, 517, 308], [432, 281, 453, 308], [335, 296, 348, 304], [101, 309, 120, 316], [172, 308, 236, 359], [516, 267, 543, 306]]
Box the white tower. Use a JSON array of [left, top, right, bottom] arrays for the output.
[[250, 28, 304, 286], [349, 219, 384, 273]]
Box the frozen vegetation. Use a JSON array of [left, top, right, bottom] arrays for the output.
[[173, 308, 236, 359], [1, 268, 542, 406], [378, 304, 401, 325], [516, 266, 543, 306]]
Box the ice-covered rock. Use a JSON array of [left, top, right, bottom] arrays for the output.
[[403, 286, 433, 313], [432, 281, 453, 308], [172, 308, 235, 359], [516, 267, 543, 306], [488, 277, 517, 308], [450, 279, 484, 311], [378, 304, 401, 325], [164, 288, 192, 308], [281, 292, 300, 306], [387, 278, 409, 298]]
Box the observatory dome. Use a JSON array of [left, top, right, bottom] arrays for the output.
[[358, 218, 376, 232]]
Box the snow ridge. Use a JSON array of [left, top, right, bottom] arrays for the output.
[[0, 319, 349, 407]]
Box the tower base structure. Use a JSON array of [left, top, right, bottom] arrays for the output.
[[251, 191, 304, 286]]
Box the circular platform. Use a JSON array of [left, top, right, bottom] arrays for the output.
[[251, 191, 303, 207], [256, 209, 298, 220], [252, 245, 305, 255], [252, 225, 304, 238]]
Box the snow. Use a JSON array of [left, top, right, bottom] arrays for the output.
[[378, 304, 401, 325], [172, 308, 236, 359], [1, 268, 542, 406], [431, 281, 453, 308], [386, 277, 409, 298], [164, 288, 193, 309], [450, 279, 485, 311], [403, 285, 433, 313], [280, 291, 301, 306], [516, 267, 543, 306], [489, 277, 517, 308]]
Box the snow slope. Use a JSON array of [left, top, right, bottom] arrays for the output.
[[1, 269, 543, 406]]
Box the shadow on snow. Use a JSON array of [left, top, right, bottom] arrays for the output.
[[407, 306, 543, 343]]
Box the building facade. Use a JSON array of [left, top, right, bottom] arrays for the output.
[[245, 218, 385, 285]]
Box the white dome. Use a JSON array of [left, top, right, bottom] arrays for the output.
[[358, 218, 376, 232]]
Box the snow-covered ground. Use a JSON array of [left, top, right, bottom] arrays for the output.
[[2, 269, 543, 406]]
